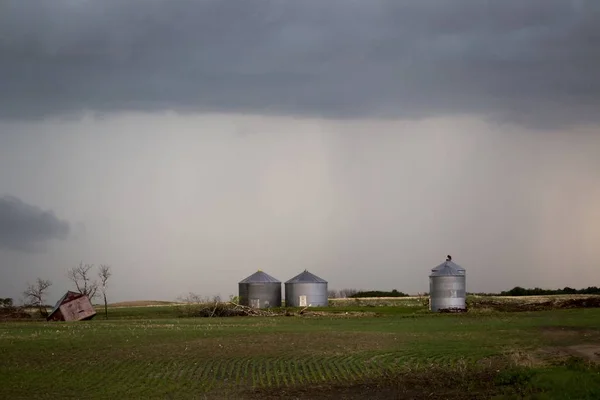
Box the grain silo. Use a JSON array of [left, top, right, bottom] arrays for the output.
[[429, 255, 467, 312], [238, 270, 282, 309], [285, 270, 328, 307]]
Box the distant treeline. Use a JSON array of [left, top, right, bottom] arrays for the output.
[[498, 286, 600, 296], [349, 290, 409, 298], [468, 287, 600, 297], [329, 286, 600, 299], [0, 298, 54, 308]]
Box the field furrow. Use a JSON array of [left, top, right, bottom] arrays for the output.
[[198, 358, 216, 391], [270, 357, 284, 387], [330, 355, 350, 383], [185, 360, 203, 385], [240, 358, 252, 387], [232, 358, 248, 387], [312, 357, 328, 382], [298, 357, 313, 384], [122, 359, 148, 390], [224, 357, 237, 386], [249, 359, 259, 388], [346, 355, 366, 381], [290, 358, 304, 385], [306, 357, 321, 383]]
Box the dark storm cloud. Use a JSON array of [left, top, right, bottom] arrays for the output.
[[0, 0, 599, 127], [0, 196, 69, 252]]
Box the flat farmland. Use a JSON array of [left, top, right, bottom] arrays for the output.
[[1, 305, 600, 399]]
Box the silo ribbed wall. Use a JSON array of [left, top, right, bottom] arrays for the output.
[[429, 275, 466, 312], [238, 282, 281, 309], [285, 282, 328, 307]]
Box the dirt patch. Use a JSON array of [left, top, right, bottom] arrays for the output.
[[478, 347, 573, 369], [243, 366, 515, 400], [539, 326, 600, 341], [512, 345, 600, 366], [246, 383, 408, 400], [503, 348, 549, 368], [566, 345, 600, 363]]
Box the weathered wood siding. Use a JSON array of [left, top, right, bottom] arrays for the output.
[[59, 297, 97, 321]]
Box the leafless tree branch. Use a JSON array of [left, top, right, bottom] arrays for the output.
[[67, 262, 99, 299], [98, 264, 112, 319], [23, 278, 52, 317], [98, 265, 112, 291]]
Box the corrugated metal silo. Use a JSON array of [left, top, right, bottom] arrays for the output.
[[285, 270, 328, 307], [429, 255, 466, 312], [238, 270, 282, 309]]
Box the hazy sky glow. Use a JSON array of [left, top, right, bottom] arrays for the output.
[[1, 1, 599, 303]]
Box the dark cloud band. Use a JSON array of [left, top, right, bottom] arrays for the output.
[[0, 0, 598, 128], [0, 196, 69, 252]]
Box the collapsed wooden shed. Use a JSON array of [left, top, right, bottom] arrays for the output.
[[47, 291, 97, 321]]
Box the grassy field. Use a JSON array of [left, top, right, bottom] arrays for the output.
[[1, 300, 600, 399]]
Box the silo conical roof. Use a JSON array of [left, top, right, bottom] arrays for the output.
[[239, 270, 281, 284], [430, 260, 466, 277], [285, 270, 327, 284]]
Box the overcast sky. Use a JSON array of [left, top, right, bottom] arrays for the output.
[[1, 1, 599, 303]]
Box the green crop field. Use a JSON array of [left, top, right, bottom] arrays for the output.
[[1, 305, 600, 399]]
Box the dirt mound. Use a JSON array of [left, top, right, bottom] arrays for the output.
[[559, 297, 600, 309], [0, 307, 32, 320], [469, 296, 600, 312]]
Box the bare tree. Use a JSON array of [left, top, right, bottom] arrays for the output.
[[176, 292, 209, 317], [67, 262, 99, 299], [98, 264, 112, 319], [23, 278, 52, 317]]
